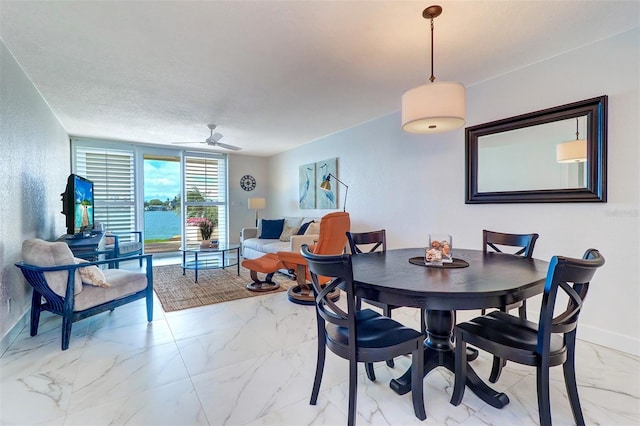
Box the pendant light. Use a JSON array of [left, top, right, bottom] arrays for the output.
[[556, 118, 587, 163], [402, 5, 466, 134]]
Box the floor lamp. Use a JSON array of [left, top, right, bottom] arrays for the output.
[[319, 173, 348, 212], [248, 197, 266, 227]]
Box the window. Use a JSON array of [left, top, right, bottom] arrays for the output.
[[72, 139, 228, 249], [72, 141, 136, 236], [184, 153, 228, 245]]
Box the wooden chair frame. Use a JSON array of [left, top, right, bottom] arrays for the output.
[[451, 249, 604, 426], [482, 229, 539, 382], [302, 245, 426, 426]]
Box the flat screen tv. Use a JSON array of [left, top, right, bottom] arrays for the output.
[[61, 174, 95, 237]]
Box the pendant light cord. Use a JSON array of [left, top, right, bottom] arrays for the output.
[[429, 17, 436, 83]]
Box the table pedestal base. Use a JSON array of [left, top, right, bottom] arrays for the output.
[[390, 310, 509, 409]]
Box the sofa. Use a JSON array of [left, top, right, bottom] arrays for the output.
[[241, 216, 319, 259]]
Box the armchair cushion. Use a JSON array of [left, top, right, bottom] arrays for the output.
[[22, 239, 82, 296], [74, 257, 111, 288], [74, 269, 148, 311], [117, 241, 143, 255]]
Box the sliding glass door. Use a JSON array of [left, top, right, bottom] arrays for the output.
[[143, 154, 181, 253]]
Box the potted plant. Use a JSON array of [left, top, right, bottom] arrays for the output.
[[187, 217, 217, 247]]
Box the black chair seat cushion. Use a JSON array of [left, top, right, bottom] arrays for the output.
[[327, 308, 423, 349], [457, 311, 566, 366]]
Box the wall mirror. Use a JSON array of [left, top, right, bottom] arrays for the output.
[[466, 96, 607, 203]]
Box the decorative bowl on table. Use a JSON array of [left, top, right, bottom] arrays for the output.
[[425, 234, 452, 265]]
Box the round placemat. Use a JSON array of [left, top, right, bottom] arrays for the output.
[[408, 257, 469, 268]]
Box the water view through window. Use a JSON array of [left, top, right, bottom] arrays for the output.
[[143, 156, 181, 253]]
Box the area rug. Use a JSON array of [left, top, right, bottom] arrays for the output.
[[152, 264, 293, 312]]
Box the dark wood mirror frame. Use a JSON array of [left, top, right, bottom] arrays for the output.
[[465, 95, 607, 204]]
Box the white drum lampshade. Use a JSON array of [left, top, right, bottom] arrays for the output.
[[556, 139, 587, 163], [402, 81, 466, 133]]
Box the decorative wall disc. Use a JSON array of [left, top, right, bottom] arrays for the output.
[[240, 175, 256, 191]]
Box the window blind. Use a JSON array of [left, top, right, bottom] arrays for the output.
[[73, 143, 136, 238], [184, 153, 227, 245]]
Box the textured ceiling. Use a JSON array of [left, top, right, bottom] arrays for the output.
[[1, 1, 638, 156]]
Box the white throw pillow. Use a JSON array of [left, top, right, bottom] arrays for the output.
[[74, 257, 111, 288]]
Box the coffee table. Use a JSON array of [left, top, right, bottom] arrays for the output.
[[180, 244, 240, 283]]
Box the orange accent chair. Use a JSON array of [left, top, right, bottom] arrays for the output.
[[278, 212, 350, 304]]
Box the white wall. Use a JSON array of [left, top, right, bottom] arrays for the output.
[[0, 41, 70, 350], [228, 154, 269, 242], [268, 29, 640, 355]]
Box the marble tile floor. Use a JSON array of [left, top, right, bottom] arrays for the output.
[[1, 275, 639, 425]]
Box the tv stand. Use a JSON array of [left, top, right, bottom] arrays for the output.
[[64, 232, 98, 240], [58, 232, 106, 261]]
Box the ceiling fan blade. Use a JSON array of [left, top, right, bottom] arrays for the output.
[[214, 142, 242, 151], [211, 132, 223, 142]]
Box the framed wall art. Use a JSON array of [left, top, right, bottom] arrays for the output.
[[299, 162, 316, 209]]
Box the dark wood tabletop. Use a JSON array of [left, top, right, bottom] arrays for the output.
[[351, 248, 549, 311], [350, 247, 550, 408]]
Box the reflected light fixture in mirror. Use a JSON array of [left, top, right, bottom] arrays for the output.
[[402, 5, 466, 133], [557, 118, 587, 163]]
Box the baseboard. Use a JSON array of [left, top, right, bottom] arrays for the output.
[[0, 310, 29, 357], [577, 323, 640, 356], [522, 306, 639, 357]]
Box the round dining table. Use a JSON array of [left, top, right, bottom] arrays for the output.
[[351, 248, 549, 408]]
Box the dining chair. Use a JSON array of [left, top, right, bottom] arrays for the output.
[[450, 248, 604, 426], [301, 245, 426, 426], [483, 229, 539, 318], [482, 229, 540, 382], [347, 230, 426, 372]]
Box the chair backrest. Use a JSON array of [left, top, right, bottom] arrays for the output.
[[483, 230, 539, 258], [346, 230, 387, 254], [301, 245, 355, 330], [314, 212, 351, 255], [21, 239, 83, 297], [537, 248, 605, 354]]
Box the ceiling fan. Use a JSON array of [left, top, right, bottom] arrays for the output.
[[172, 124, 242, 151]]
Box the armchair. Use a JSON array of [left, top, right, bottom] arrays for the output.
[[278, 212, 350, 304], [105, 230, 144, 268], [16, 238, 153, 350]]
